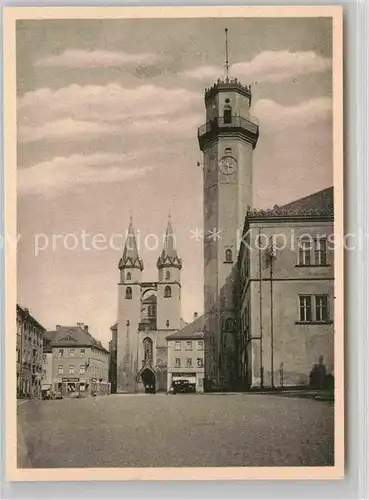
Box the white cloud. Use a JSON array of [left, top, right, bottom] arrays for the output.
[[252, 97, 332, 133], [18, 115, 202, 143], [183, 50, 331, 84], [18, 119, 116, 143], [17, 84, 202, 143], [34, 49, 159, 68], [18, 153, 153, 196], [18, 83, 201, 126]]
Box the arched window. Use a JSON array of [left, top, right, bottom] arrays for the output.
[[224, 99, 232, 124], [126, 271, 132, 281], [225, 318, 234, 331], [225, 249, 233, 263], [165, 270, 171, 280], [166, 320, 170, 327], [125, 287, 132, 299], [164, 286, 172, 298], [143, 337, 153, 361]]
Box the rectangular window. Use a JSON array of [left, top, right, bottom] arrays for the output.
[[175, 358, 181, 368], [315, 295, 329, 322], [315, 239, 327, 266], [174, 341, 181, 351], [186, 341, 193, 351], [57, 365, 63, 375], [298, 240, 312, 266], [69, 348, 75, 357], [197, 340, 204, 351], [58, 349, 63, 358], [299, 296, 312, 322], [197, 358, 204, 368], [80, 348, 85, 357], [69, 365, 75, 375], [80, 365, 85, 375], [186, 358, 192, 368]]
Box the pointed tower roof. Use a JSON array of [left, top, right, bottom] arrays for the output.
[[157, 216, 182, 270], [119, 217, 143, 271]]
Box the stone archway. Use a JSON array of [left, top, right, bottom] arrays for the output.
[[141, 368, 156, 394]]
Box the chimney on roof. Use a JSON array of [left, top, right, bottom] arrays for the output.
[[84, 325, 89, 333], [24, 308, 29, 314], [194, 312, 198, 320], [77, 322, 84, 329], [56, 325, 61, 330]]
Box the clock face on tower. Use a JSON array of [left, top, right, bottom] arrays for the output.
[[218, 156, 237, 175]]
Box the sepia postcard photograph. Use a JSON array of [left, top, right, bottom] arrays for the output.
[[4, 5, 344, 481]]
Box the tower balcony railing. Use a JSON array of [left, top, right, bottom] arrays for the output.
[[198, 115, 259, 137]]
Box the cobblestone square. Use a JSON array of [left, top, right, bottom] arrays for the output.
[[18, 394, 334, 468]]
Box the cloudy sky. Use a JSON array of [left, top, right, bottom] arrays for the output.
[[16, 17, 333, 347]]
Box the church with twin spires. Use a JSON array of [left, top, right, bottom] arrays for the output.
[[115, 216, 184, 393]]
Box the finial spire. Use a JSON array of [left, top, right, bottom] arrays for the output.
[[129, 209, 132, 224], [225, 28, 229, 83]]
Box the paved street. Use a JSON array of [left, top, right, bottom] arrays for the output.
[[18, 394, 334, 468]]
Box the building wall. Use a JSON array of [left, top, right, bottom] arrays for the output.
[[167, 338, 205, 392], [17, 307, 44, 398], [52, 345, 109, 392], [117, 278, 142, 393], [239, 219, 334, 388], [42, 352, 53, 389]]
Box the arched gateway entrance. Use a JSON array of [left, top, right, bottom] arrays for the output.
[[140, 368, 156, 394]]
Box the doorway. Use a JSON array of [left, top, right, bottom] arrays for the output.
[[141, 368, 156, 394]]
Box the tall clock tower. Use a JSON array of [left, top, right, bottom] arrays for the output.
[[198, 68, 259, 390]]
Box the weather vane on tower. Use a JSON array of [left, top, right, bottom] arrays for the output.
[[224, 28, 230, 83]]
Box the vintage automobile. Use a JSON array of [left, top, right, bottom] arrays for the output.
[[172, 380, 196, 394], [145, 384, 156, 394], [54, 391, 64, 400]]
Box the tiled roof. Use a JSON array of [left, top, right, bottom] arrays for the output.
[[45, 325, 109, 353], [247, 186, 334, 218], [166, 315, 204, 340]]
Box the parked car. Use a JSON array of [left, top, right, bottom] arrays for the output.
[[172, 380, 196, 394], [145, 385, 156, 394], [54, 391, 63, 400]]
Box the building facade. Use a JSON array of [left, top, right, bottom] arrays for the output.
[[116, 216, 184, 393], [43, 323, 110, 396], [197, 78, 259, 391], [109, 323, 118, 394], [238, 187, 334, 389], [17, 305, 45, 398], [166, 314, 205, 393]]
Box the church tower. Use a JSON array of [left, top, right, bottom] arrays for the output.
[[197, 29, 259, 390], [156, 216, 182, 332], [116, 218, 143, 393]]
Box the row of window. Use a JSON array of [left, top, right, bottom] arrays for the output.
[[174, 340, 204, 351], [240, 238, 329, 283], [56, 348, 86, 358], [241, 294, 330, 329], [175, 357, 203, 368], [126, 286, 173, 299], [126, 271, 173, 281], [57, 364, 106, 377]]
